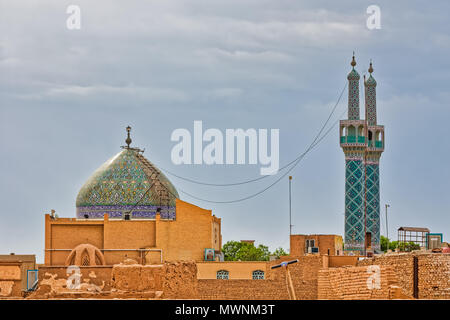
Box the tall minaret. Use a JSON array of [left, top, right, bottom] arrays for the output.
[[340, 55, 366, 253], [363, 62, 384, 252], [340, 57, 385, 254]]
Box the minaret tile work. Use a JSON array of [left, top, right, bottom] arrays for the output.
[[365, 62, 377, 125], [347, 54, 360, 120], [363, 62, 384, 252], [340, 56, 384, 254]]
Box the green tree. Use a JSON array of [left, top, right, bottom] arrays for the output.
[[272, 247, 288, 259], [397, 242, 420, 252], [389, 241, 398, 251], [380, 236, 390, 252], [222, 241, 242, 261], [222, 241, 270, 261]]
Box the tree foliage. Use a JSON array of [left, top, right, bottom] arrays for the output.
[[222, 241, 284, 261], [397, 241, 420, 252], [380, 236, 389, 252], [380, 237, 420, 252], [272, 247, 289, 259], [388, 241, 398, 251]]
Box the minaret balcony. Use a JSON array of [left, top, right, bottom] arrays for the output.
[[367, 140, 384, 151], [340, 135, 366, 146]]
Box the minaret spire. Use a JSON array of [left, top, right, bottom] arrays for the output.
[[364, 60, 377, 125], [347, 53, 360, 120]]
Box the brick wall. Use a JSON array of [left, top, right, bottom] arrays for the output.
[[290, 235, 342, 256], [198, 256, 323, 300], [31, 261, 198, 299], [0, 264, 22, 298], [318, 265, 404, 300], [198, 279, 289, 300], [197, 261, 268, 279], [417, 254, 450, 299], [357, 252, 450, 299], [357, 253, 414, 297], [45, 199, 220, 266], [270, 255, 323, 300]]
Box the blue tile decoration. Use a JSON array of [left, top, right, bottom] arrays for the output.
[[341, 56, 384, 253], [76, 148, 179, 220]]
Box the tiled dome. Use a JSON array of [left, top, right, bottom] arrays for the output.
[[76, 148, 179, 219]]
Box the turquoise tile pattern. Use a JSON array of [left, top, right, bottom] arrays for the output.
[[76, 148, 179, 219]]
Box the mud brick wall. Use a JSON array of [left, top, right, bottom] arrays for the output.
[[198, 279, 289, 300], [30, 266, 113, 298], [269, 255, 323, 300], [198, 255, 323, 300], [0, 280, 22, 297], [357, 253, 414, 297], [112, 261, 198, 299], [162, 261, 198, 299], [318, 266, 402, 300], [418, 254, 450, 299], [0, 265, 23, 297], [112, 264, 164, 291]]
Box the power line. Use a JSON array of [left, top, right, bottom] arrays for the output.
[[177, 108, 347, 204], [159, 82, 348, 187]]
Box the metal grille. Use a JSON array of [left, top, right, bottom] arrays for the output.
[[27, 269, 38, 291]]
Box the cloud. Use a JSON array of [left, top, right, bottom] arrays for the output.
[[45, 84, 190, 102]]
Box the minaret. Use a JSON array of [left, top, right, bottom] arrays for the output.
[[340, 56, 385, 254], [347, 54, 360, 120], [340, 55, 366, 253], [363, 62, 384, 252]]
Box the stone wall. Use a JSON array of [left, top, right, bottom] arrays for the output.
[[417, 254, 450, 299], [357, 252, 450, 299], [318, 265, 407, 300], [357, 253, 414, 296]]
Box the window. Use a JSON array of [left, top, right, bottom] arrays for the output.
[[306, 239, 315, 247], [305, 239, 316, 253], [252, 270, 265, 280], [216, 270, 229, 280]]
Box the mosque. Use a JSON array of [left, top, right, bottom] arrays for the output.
[[44, 127, 222, 266], [340, 55, 384, 254], [43, 55, 384, 269]]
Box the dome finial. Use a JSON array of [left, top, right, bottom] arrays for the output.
[[125, 126, 132, 148], [351, 52, 356, 68], [368, 60, 373, 74]]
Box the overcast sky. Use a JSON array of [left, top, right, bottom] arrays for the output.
[[1, 1, 449, 263]]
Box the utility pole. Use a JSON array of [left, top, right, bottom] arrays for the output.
[[289, 176, 293, 236], [271, 259, 299, 300], [385, 204, 390, 246]]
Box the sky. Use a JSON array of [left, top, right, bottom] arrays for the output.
[[0, 0, 449, 263]]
